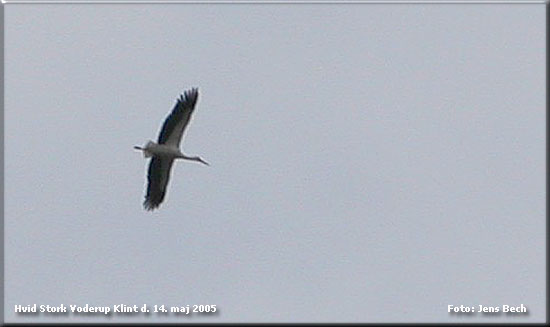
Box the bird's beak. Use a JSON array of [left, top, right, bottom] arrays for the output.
[[200, 158, 210, 166]]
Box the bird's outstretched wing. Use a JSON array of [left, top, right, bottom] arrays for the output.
[[157, 88, 199, 148], [144, 157, 175, 211]]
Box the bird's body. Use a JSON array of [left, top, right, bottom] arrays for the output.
[[137, 141, 187, 159], [135, 88, 208, 211]]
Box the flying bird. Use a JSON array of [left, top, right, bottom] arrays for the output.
[[134, 88, 209, 211]]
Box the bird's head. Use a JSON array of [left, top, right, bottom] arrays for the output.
[[197, 157, 210, 166]]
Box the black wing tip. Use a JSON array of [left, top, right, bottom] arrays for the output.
[[143, 199, 160, 211], [178, 87, 199, 105]]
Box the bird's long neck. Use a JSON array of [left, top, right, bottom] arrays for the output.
[[180, 154, 200, 161]]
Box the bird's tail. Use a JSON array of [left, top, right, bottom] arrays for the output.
[[143, 140, 155, 158], [135, 141, 155, 158]]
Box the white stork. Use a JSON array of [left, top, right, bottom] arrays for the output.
[[134, 88, 209, 211]]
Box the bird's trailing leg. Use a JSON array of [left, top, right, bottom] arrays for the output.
[[133, 142, 153, 158]]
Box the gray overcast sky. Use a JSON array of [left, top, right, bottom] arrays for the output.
[[4, 2, 546, 323]]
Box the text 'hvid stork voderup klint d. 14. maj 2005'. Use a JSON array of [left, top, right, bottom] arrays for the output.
[[134, 88, 209, 211]]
